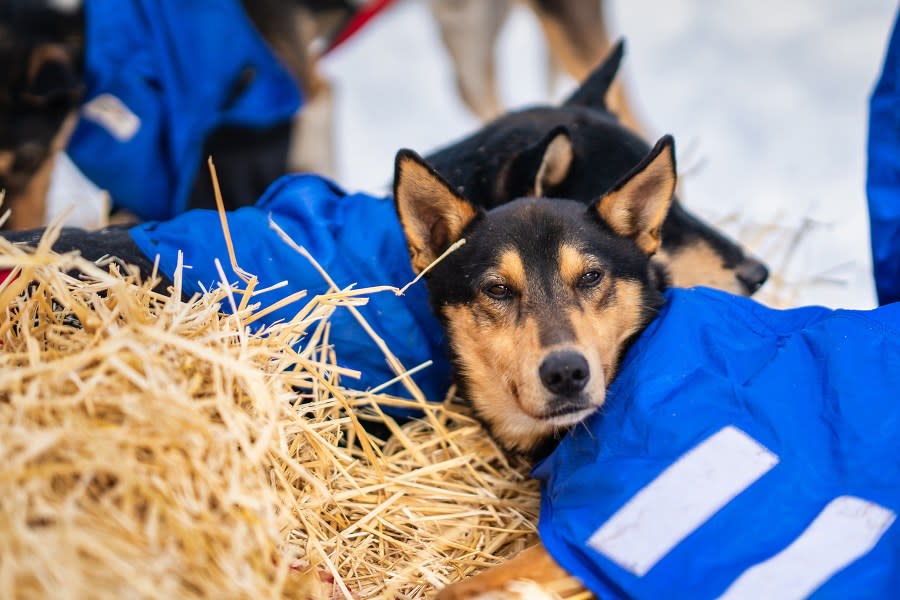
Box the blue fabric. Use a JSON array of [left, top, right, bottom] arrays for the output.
[[535, 287, 900, 599], [67, 0, 301, 221], [868, 11, 900, 305], [129, 174, 450, 403]]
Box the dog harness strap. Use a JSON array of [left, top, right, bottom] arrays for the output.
[[324, 0, 396, 55]]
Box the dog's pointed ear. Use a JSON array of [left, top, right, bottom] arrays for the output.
[[394, 149, 479, 273], [563, 39, 625, 110], [592, 135, 676, 255], [24, 45, 81, 106], [502, 126, 573, 199]]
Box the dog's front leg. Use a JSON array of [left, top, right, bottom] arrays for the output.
[[437, 542, 589, 599]]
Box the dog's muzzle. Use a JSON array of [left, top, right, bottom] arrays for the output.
[[539, 350, 590, 396]]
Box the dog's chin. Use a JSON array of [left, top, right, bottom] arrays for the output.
[[539, 404, 598, 427]]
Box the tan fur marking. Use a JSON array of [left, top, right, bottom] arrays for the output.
[[657, 244, 747, 295], [26, 44, 72, 89], [436, 542, 583, 599], [497, 250, 526, 291], [598, 141, 676, 255], [443, 303, 561, 453], [0, 151, 12, 175], [566, 279, 644, 384], [533, 132, 573, 196], [395, 156, 477, 273], [7, 112, 78, 230], [558, 243, 587, 286], [443, 269, 649, 453]]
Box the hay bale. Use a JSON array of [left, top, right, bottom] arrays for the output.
[[0, 222, 539, 598]]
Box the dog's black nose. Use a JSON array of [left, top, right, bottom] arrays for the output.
[[736, 258, 769, 294], [539, 350, 590, 396]]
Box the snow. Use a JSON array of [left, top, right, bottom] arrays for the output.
[[320, 0, 897, 308]]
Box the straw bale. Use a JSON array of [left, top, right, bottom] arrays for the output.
[[0, 224, 540, 599]]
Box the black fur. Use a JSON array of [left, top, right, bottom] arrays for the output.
[[422, 40, 766, 294], [394, 142, 672, 458], [415, 196, 664, 460]]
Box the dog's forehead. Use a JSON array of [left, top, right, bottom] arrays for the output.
[[464, 197, 629, 272], [482, 197, 586, 250]]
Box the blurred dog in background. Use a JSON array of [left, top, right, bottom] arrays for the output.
[[0, 0, 84, 230], [0, 0, 355, 230], [429, 0, 639, 130], [424, 42, 768, 296]]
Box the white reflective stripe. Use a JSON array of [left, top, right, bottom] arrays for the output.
[[587, 426, 778, 576], [719, 496, 896, 600]]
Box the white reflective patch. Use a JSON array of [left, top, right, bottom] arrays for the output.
[[47, 0, 81, 13], [82, 94, 141, 142], [45, 151, 108, 229], [587, 426, 778, 576], [719, 496, 895, 600]]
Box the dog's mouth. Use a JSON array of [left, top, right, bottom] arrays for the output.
[[532, 395, 599, 425]]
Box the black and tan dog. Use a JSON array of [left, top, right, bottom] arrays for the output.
[[396, 127, 675, 458], [424, 40, 769, 298], [395, 134, 677, 599]]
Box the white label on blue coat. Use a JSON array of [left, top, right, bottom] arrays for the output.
[[82, 94, 141, 142], [586, 425, 779, 576], [719, 495, 895, 599]]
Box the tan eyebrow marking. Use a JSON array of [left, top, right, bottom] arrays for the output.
[[497, 249, 526, 290], [559, 243, 587, 286]]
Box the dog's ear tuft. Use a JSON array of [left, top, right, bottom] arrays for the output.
[[501, 126, 573, 199], [394, 149, 478, 273], [563, 39, 624, 111], [592, 135, 676, 255]]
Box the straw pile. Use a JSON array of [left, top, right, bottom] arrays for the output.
[[0, 217, 540, 598]]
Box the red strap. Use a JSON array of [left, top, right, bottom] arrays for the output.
[[0, 269, 11, 285], [324, 0, 395, 54]]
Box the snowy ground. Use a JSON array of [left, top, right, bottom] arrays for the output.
[[320, 0, 897, 309]]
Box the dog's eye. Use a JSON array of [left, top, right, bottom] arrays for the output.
[[484, 283, 512, 300], [578, 270, 603, 288]]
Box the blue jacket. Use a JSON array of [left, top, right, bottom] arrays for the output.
[[68, 0, 300, 221], [535, 287, 899, 599], [868, 13, 900, 304], [129, 175, 450, 403]]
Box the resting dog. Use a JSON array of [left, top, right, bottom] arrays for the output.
[[425, 41, 768, 297], [396, 129, 676, 458], [394, 133, 678, 595]]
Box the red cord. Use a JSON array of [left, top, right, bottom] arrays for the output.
[[324, 0, 395, 54]]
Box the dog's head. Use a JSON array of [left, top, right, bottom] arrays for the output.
[[395, 136, 676, 457], [0, 2, 84, 213], [424, 41, 768, 296]]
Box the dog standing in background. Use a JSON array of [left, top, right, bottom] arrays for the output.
[[429, 0, 639, 130]]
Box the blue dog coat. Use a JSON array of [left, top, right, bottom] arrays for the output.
[[869, 13, 900, 305], [535, 287, 900, 598], [129, 174, 450, 403], [66, 0, 300, 221]]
